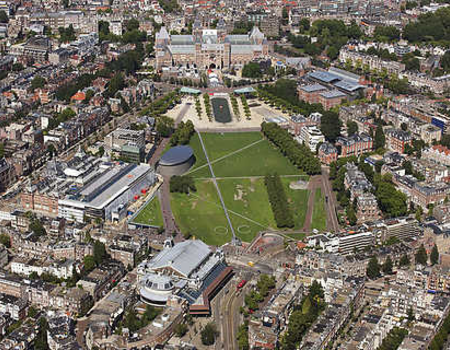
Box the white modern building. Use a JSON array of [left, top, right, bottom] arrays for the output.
[[297, 125, 325, 152]]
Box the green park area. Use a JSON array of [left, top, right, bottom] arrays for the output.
[[187, 132, 299, 178], [170, 179, 232, 246], [311, 188, 327, 232], [169, 132, 318, 246], [132, 196, 164, 228]]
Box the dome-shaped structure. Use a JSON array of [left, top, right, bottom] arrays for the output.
[[157, 145, 195, 176], [139, 274, 175, 305]]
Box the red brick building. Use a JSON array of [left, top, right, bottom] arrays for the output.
[[318, 90, 347, 110], [298, 84, 328, 104], [335, 133, 373, 158], [385, 129, 412, 153], [318, 142, 338, 165], [289, 114, 317, 136]]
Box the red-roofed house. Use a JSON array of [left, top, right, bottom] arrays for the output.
[[71, 91, 86, 104]]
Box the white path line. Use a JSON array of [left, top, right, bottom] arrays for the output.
[[186, 138, 264, 175]]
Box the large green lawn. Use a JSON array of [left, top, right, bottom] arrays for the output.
[[132, 196, 164, 228], [311, 188, 327, 232], [194, 135, 300, 178], [170, 132, 311, 245], [282, 177, 309, 230], [218, 178, 276, 242], [170, 179, 232, 246]]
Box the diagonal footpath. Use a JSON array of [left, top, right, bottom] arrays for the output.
[[186, 138, 264, 175], [189, 192, 268, 228], [196, 130, 239, 244]]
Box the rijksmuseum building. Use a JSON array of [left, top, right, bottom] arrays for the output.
[[155, 19, 269, 70]]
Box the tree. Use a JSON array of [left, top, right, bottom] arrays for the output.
[[400, 122, 408, 131], [126, 18, 140, 32], [326, 46, 339, 60], [27, 306, 38, 318], [407, 306, 415, 322], [347, 121, 358, 136], [0, 233, 10, 248], [0, 11, 8, 23], [170, 176, 196, 194], [415, 206, 423, 222], [242, 62, 263, 78], [366, 256, 381, 279], [31, 75, 46, 91], [399, 254, 410, 267], [83, 255, 96, 272], [201, 323, 218, 346], [12, 63, 23, 72], [30, 218, 46, 236], [382, 256, 393, 275], [156, 116, 174, 137], [347, 206, 357, 226], [374, 125, 385, 149], [320, 111, 342, 143], [442, 51, 450, 72], [415, 244, 428, 266], [430, 244, 439, 265], [58, 25, 76, 43], [105, 72, 125, 98], [34, 317, 49, 350], [174, 323, 188, 337], [93, 240, 107, 266]]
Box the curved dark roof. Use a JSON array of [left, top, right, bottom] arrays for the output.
[[159, 145, 194, 166]]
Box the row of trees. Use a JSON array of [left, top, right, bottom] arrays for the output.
[[170, 176, 196, 194], [264, 174, 294, 228], [257, 79, 323, 116], [230, 94, 240, 120], [203, 93, 212, 121], [240, 95, 251, 120], [195, 97, 202, 120], [140, 91, 180, 119], [261, 122, 321, 175], [170, 120, 195, 146], [367, 244, 439, 280], [280, 281, 325, 350], [237, 321, 249, 350]]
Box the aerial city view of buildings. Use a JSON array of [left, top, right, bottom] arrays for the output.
[[2, 0, 450, 349]]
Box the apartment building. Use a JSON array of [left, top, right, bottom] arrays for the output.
[[385, 129, 412, 153], [318, 142, 338, 165], [335, 133, 373, 158], [297, 125, 325, 152]]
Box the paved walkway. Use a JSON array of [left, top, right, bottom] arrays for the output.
[[153, 103, 191, 233]]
